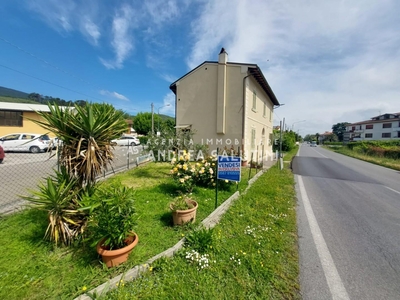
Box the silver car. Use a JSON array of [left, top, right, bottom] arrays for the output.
[[0, 133, 50, 153], [111, 135, 141, 147]]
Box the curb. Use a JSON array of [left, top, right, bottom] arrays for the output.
[[75, 165, 272, 299]]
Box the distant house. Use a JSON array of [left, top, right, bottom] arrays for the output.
[[318, 131, 335, 144], [0, 102, 132, 137], [169, 48, 280, 161], [0, 102, 55, 137], [345, 112, 400, 142]]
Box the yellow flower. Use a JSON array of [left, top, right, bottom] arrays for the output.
[[82, 286, 87, 291], [179, 156, 184, 160], [149, 266, 153, 272], [225, 180, 228, 183], [180, 178, 185, 183], [182, 164, 188, 170]]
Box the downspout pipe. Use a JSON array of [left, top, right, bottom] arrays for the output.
[[242, 73, 251, 160]]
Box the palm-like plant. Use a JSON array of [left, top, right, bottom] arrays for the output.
[[25, 102, 128, 245], [33, 102, 127, 186]]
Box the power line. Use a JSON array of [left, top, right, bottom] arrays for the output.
[[0, 36, 101, 89], [0, 63, 105, 102]]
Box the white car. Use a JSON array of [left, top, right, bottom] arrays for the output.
[[0, 133, 50, 153], [111, 135, 141, 147]]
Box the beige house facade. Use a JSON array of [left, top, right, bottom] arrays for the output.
[[0, 102, 133, 138], [0, 102, 56, 137], [170, 48, 280, 162]]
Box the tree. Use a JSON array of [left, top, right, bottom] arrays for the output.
[[332, 122, 350, 142], [133, 112, 153, 135]]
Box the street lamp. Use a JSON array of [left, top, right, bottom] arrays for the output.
[[157, 104, 171, 134], [291, 120, 306, 131]]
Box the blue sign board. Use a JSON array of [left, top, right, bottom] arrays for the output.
[[217, 156, 241, 182]]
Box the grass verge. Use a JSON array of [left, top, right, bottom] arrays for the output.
[[0, 162, 262, 300], [106, 153, 300, 299], [324, 146, 400, 171]]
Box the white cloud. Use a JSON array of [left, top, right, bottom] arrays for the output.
[[160, 73, 177, 83], [27, 0, 76, 32], [187, 0, 400, 135], [157, 92, 175, 115], [100, 4, 136, 69], [99, 90, 129, 101], [80, 17, 101, 45]]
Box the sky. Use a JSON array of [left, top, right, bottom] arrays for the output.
[[0, 0, 399, 136]]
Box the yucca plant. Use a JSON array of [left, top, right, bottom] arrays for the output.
[[21, 167, 88, 245], [24, 102, 128, 245], [32, 102, 127, 187]]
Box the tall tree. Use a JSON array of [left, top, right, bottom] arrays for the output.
[[332, 122, 350, 142], [133, 112, 153, 135]]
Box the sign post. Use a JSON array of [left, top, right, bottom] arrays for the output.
[[215, 155, 241, 208]]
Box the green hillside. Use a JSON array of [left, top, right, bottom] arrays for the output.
[[0, 96, 38, 104], [0, 86, 29, 98]]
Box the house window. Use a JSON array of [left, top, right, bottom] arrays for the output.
[[365, 133, 373, 138], [365, 124, 373, 129], [382, 123, 392, 128], [269, 109, 272, 122], [398, 131, 400, 138], [0, 110, 22, 127], [251, 128, 256, 149], [382, 132, 391, 138], [252, 91, 257, 111], [263, 104, 266, 117]]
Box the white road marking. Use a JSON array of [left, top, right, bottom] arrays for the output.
[[312, 147, 329, 158], [298, 175, 350, 300], [385, 186, 400, 195]]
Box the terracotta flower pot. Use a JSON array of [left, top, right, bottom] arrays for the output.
[[170, 200, 198, 226], [96, 232, 139, 268]]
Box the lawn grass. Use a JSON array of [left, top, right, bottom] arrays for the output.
[[0, 162, 260, 300], [324, 146, 400, 171], [106, 151, 300, 299]]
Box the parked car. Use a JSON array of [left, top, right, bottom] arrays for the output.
[[0, 145, 4, 163], [0, 133, 50, 153], [310, 141, 317, 147], [111, 135, 141, 147]]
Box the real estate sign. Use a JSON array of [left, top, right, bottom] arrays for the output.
[[217, 155, 241, 182]]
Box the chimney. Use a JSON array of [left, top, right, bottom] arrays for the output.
[[218, 47, 228, 64], [217, 48, 227, 133]]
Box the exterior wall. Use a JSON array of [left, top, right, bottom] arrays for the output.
[[244, 76, 274, 161], [0, 111, 54, 137], [175, 62, 275, 161], [346, 120, 400, 141]]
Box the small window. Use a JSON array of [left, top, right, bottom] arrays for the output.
[[252, 91, 257, 111], [251, 128, 256, 148], [263, 104, 266, 117], [365, 124, 373, 129], [382, 132, 391, 138], [383, 123, 392, 128], [365, 133, 373, 138], [0, 110, 23, 127], [269, 109, 272, 122]]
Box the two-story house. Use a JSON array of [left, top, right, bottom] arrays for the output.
[[345, 112, 400, 142], [169, 48, 280, 162]]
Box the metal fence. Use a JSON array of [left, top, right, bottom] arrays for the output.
[[0, 145, 151, 215]]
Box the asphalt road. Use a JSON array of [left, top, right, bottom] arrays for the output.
[[0, 145, 144, 214], [294, 144, 400, 300]]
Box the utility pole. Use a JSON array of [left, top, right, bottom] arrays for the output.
[[279, 120, 282, 159], [151, 102, 154, 135]]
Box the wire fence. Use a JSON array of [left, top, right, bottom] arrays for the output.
[[0, 145, 151, 215]]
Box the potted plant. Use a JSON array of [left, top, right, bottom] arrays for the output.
[[82, 183, 138, 268], [170, 194, 198, 226]]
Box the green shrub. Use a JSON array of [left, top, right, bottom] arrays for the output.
[[184, 227, 214, 254]]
